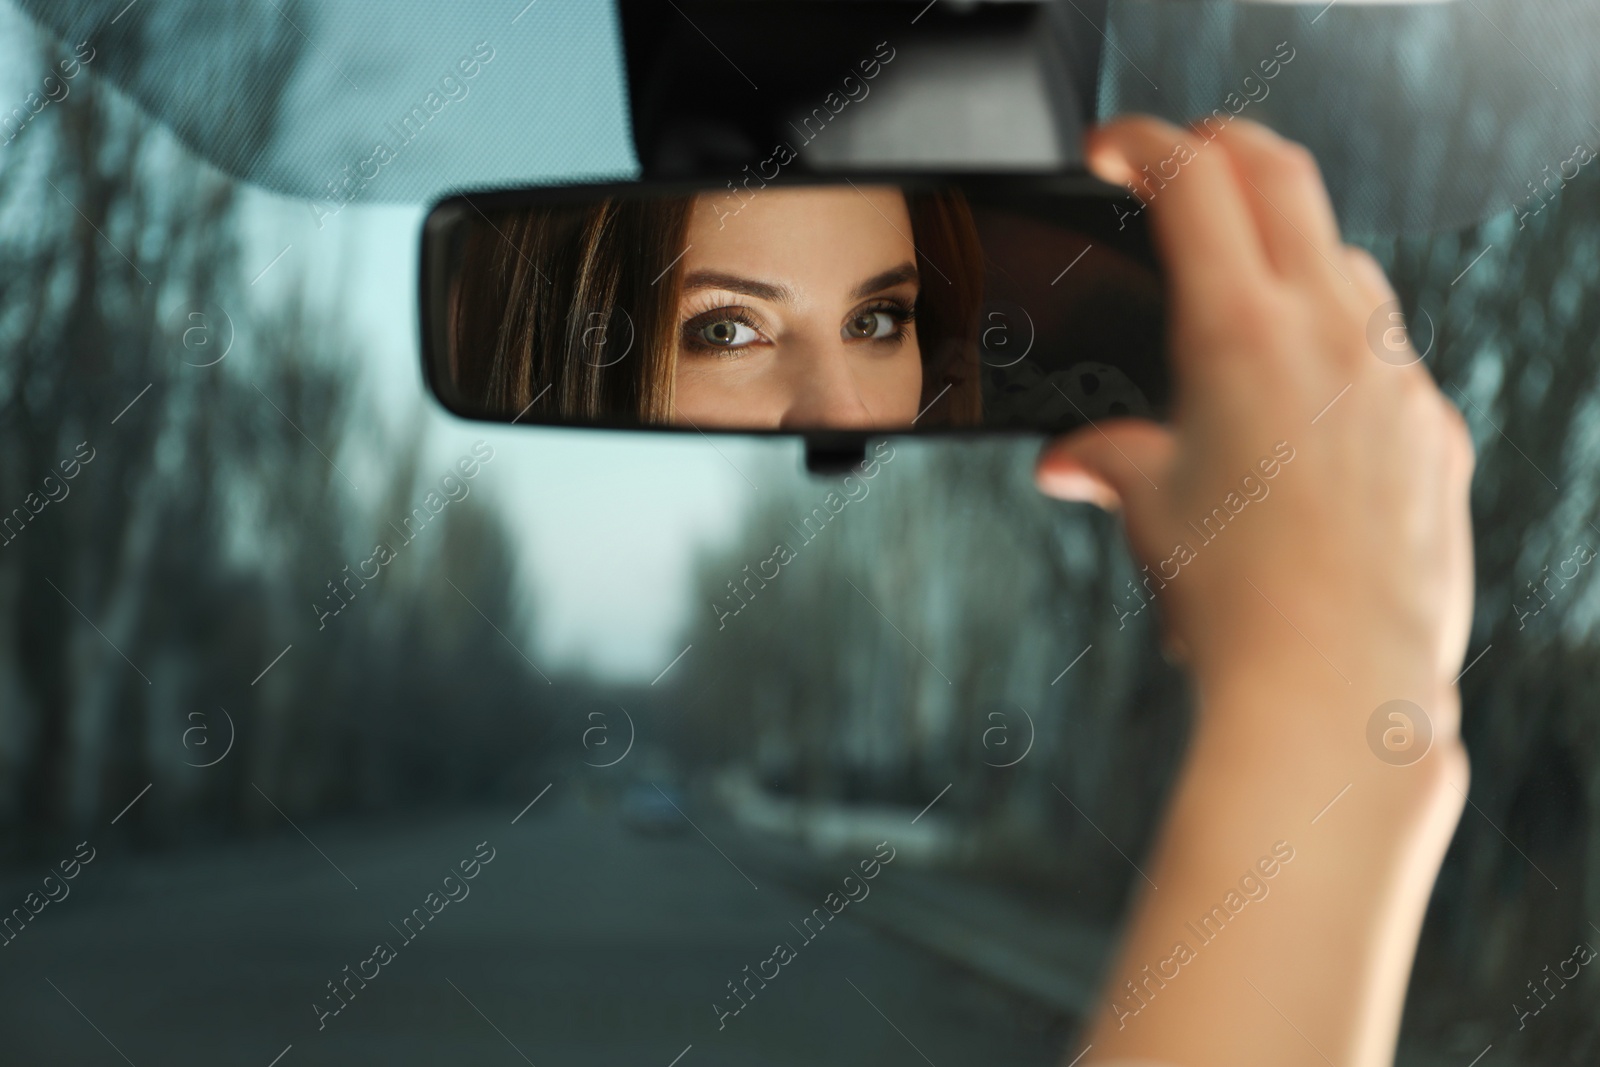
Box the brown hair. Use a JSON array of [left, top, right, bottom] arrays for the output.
[[906, 189, 984, 426], [450, 186, 984, 426]]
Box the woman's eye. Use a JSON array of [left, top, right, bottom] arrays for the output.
[[843, 310, 899, 340], [698, 318, 760, 347]]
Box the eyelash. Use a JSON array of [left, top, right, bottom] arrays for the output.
[[680, 305, 767, 356], [854, 299, 916, 344], [678, 298, 918, 357]]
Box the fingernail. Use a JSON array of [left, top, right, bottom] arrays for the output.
[[1085, 139, 1135, 187], [1037, 468, 1120, 511]]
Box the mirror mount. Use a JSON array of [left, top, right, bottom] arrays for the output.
[[804, 437, 870, 477], [618, 0, 1105, 181]]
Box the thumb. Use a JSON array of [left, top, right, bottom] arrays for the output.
[[1035, 418, 1174, 518]]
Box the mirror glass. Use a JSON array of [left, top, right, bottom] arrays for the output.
[[423, 178, 1167, 433]]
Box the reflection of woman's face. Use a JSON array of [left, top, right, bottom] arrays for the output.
[[669, 185, 922, 430]]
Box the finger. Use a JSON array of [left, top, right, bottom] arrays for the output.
[[1206, 120, 1350, 286], [1036, 417, 1175, 528], [1086, 116, 1273, 323], [1344, 245, 1397, 308], [1345, 246, 1439, 384], [1436, 400, 1477, 684]]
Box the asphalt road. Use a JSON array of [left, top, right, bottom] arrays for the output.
[[1, 795, 1070, 1066]]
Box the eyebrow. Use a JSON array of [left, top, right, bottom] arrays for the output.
[[681, 270, 793, 303], [849, 262, 919, 300], [680, 261, 920, 304]]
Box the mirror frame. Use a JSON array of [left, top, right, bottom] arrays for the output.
[[418, 170, 1159, 468]]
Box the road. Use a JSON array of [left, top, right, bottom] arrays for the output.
[[1, 795, 1073, 1065]]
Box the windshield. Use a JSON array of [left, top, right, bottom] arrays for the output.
[[2, 2, 1598, 1064]]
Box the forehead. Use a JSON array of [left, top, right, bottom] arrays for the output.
[[681, 185, 916, 293]]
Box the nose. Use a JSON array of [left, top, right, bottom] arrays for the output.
[[776, 342, 879, 430]]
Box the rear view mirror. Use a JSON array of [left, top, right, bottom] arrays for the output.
[[419, 174, 1167, 439]]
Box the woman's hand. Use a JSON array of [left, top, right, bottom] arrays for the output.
[[1037, 116, 1476, 1067], [1038, 115, 1474, 732]]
